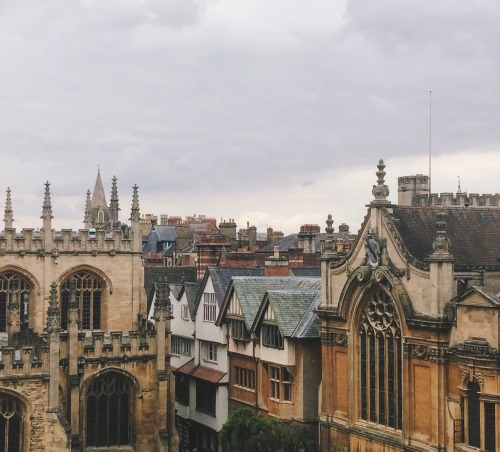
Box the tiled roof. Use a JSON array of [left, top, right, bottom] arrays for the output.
[[184, 282, 202, 318], [231, 276, 320, 330], [153, 225, 176, 242], [264, 288, 321, 338], [208, 267, 264, 307], [144, 266, 197, 312], [175, 358, 226, 384], [289, 267, 321, 277], [391, 207, 500, 268]]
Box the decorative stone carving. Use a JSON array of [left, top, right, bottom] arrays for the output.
[[321, 331, 348, 347]]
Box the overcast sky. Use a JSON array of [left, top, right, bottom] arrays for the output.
[[1, 0, 500, 235]]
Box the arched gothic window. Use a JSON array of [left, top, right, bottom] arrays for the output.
[[0, 273, 31, 332], [358, 287, 402, 429], [60, 272, 103, 330], [86, 372, 132, 448], [0, 393, 23, 452]]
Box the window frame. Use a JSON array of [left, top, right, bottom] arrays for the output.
[[204, 341, 218, 363], [203, 292, 217, 322], [262, 323, 284, 349], [234, 366, 256, 391], [196, 380, 217, 416], [172, 336, 192, 356]]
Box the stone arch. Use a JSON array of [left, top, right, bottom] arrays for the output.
[[80, 368, 139, 449], [56, 265, 113, 295], [338, 266, 412, 335], [344, 271, 407, 431], [0, 388, 32, 452], [0, 266, 41, 296], [0, 266, 41, 332]]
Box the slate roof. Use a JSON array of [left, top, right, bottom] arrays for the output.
[[152, 225, 176, 242], [144, 266, 197, 312], [289, 267, 321, 277], [225, 276, 320, 330], [391, 206, 500, 269], [259, 289, 321, 338], [208, 267, 265, 307], [184, 282, 202, 318]]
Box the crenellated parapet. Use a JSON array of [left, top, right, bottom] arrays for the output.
[[0, 228, 134, 254], [0, 344, 48, 376], [411, 192, 500, 208]]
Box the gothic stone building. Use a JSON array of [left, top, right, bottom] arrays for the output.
[[319, 161, 500, 451], [0, 174, 176, 451]]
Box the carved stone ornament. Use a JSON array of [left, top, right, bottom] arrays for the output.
[[474, 372, 484, 388], [0, 248, 6, 256], [321, 331, 348, 347], [364, 233, 380, 267]]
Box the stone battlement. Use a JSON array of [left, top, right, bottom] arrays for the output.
[[0, 329, 159, 378], [0, 228, 134, 254], [411, 192, 500, 208]]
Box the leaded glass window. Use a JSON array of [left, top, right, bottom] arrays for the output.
[[0, 393, 23, 452], [467, 381, 480, 448], [358, 287, 402, 429], [86, 372, 132, 448], [0, 273, 31, 332], [60, 272, 103, 330]]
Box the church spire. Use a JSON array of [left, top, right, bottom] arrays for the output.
[[91, 169, 108, 208], [109, 175, 120, 228], [4, 187, 14, 229]]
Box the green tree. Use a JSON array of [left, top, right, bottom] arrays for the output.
[[220, 408, 319, 452]]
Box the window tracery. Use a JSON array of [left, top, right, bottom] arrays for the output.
[[86, 372, 132, 448], [359, 287, 402, 430], [0, 272, 31, 332], [0, 393, 23, 452], [60, 272, 103, 330]]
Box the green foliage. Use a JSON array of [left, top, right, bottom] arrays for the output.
[[220, 408, 319, 452]]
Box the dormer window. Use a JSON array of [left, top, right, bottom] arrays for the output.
[[231, 319, 250, 341], [262, 324, 283, 349]]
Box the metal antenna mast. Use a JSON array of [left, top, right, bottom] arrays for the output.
[[428, 90, 432, 196]]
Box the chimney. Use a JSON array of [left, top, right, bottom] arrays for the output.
[[288, 246, 304, 268], [264, 246, 289, 276], [298, 224, 320, 254]]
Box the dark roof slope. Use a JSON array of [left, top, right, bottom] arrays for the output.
[[184, 282, 202, 318], [144, 266, 197, 311], [392, 207, 500, 268], [209, 267, 265, 307]]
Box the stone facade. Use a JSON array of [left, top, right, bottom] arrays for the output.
[[0, 175, 176, 451], [318, 160, 500, 451]]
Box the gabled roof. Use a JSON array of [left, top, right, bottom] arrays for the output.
[[154, 225, 176, 242], [184, 282, 202, 318], [218, 276, 320, 330], [454, 285, 500, 307], [252, 288, 321, 338], [193, 267, 264, 315], [144, 266, 197, 312], [391, 206, 500, 269]]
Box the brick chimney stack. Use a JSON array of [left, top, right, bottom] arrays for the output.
[[264, 246, 289, 276], [298, 224, 320, 254], [288, 246, 304, 268]]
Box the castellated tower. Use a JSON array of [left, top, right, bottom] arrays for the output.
[[0, 172, 176, 452]]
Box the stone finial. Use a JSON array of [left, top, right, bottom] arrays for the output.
[[4, 187, 14, 229], [46, 281, 60, 333], [432, 211, 451, 255], [371, 159, 390, 204], [109, 175, 120, 226], [130, 185, 140, 221], [154, 276, 171, 321], [321, 214, 336, 254], [84, 190, 92, 226], [41, 181, 53, 220]]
